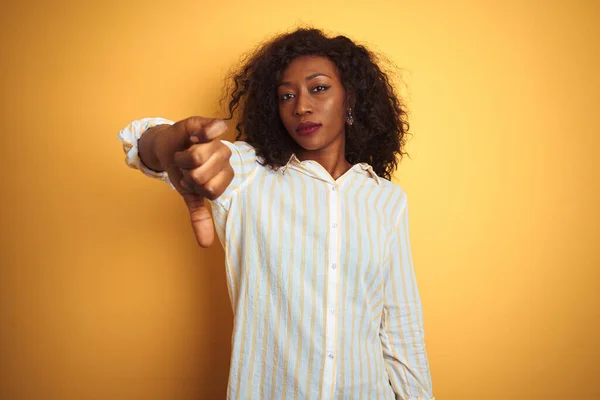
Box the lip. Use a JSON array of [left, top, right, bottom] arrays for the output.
[[296, 121, 322, 136]]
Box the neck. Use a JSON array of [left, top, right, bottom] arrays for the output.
[[296, 142, 352, 180]]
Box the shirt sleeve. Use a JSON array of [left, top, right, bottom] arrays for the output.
[[208, 140, 259, 209], [379, 194, 435, 400], [117, 117, 177, 189], [207, 140, 259, 248]]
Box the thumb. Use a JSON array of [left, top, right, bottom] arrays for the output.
[[181, 191, 215, 248], [166, 165, 215, 248]]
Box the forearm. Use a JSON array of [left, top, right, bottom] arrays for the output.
[[138, 124, 169, 172], [382, 195, 435, 399], [380, 321, 434, 400]]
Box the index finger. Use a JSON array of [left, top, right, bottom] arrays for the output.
[[177, 116, 228, 144]]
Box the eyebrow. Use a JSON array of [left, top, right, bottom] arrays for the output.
[[277, 73, 332, 87]]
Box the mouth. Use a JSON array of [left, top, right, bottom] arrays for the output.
[[296, 122, 322, 136]]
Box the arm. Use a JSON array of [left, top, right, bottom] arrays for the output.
[[117, 117, 258, 203], [379, 194, 435, 400]]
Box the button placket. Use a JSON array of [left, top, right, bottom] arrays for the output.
[[331, 187, 338, 228], [321, 182, 339, 397]]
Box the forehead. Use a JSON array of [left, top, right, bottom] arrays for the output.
[[279, 55, 340, 81]]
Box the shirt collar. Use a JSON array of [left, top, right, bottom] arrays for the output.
[[281, 154, 380, 185], [356, 162, 381, 184]]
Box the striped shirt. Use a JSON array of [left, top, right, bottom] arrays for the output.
[[118, 118, 435, 400]]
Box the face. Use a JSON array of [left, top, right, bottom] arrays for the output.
[[277, 55, 348, 153]]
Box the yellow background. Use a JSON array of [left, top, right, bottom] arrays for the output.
[[1, 0, 598, 399]]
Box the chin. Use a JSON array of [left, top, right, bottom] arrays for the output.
[[291, 135, 327, 151]]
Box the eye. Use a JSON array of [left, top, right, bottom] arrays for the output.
[[280, 93, 294, 101], [312, 85, 330, 92]]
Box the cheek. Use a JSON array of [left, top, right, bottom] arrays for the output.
[[278, 104, 289, 123], [278, 105, 295, 133], [323, 97, 346, 126]]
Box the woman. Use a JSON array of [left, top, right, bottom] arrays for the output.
[[118, 28, 435, 400]]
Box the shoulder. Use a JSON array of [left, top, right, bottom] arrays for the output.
[[220, 140, 264, 166], [378, 178, 408, 204], [375, 178, 409, 221], [220, 139, 255, 154]]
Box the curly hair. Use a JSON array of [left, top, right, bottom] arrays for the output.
[[222, 27, 410, 181]]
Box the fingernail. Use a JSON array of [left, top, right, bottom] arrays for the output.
[[190, 136, 199, 144], [205, 119, 227, 137]]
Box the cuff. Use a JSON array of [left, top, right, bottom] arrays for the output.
[[117, 117, 176, 189]]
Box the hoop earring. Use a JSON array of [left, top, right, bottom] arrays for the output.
[[346, 108, 354, 126]]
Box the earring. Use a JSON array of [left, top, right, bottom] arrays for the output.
[[346, 108, 354, 126]]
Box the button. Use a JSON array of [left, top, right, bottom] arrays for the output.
[[331, 186, 337, 191], [332, 223, 338, 228], [328, 353, 334, 359], [329, 309, 335, 315], [331, 263, 337, 269]]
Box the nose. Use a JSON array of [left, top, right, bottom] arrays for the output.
[[294, 91, 313, 116]]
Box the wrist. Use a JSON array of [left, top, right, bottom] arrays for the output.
[[138, 124, 168, 172]]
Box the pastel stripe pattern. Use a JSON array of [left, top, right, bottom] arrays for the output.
[[118, 118, 435, 400]]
